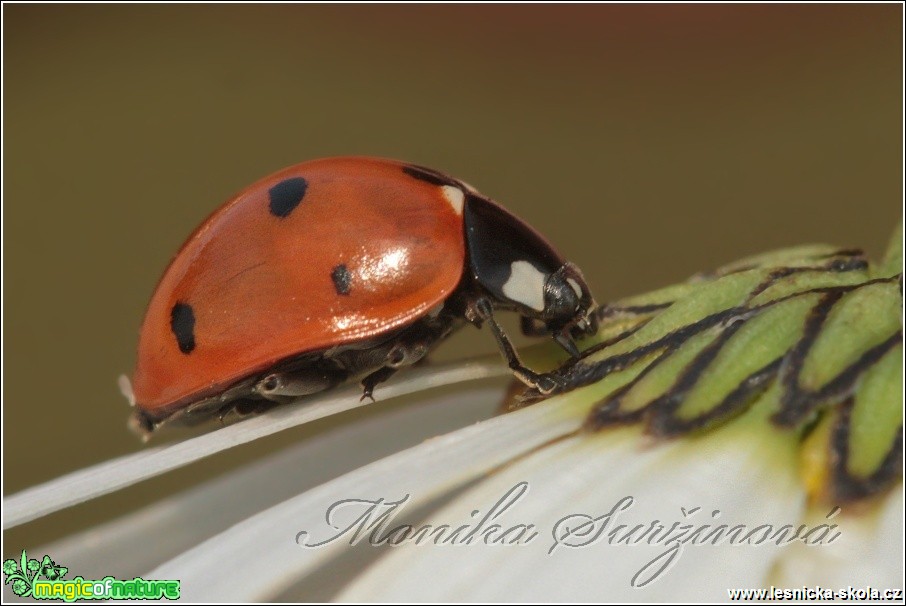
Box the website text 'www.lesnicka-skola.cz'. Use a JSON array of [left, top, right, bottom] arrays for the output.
[[728, 586, 903, 601]]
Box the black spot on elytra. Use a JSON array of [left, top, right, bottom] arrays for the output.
[[331, 264, 351, 295], [170, 302, 196, 354], [402, 165, 456, 187], [268, 177, 308, 218]]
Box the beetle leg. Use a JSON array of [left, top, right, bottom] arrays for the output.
[[360, 366, 398, 402], [520, 316, 548, 337], [254, 366, 346, 401], [385, 339, 430, 369], [471, 298, 561, 394], [521, 315, 583, 359], [360, 332, 437, 401], [218, 399, 280, 426]]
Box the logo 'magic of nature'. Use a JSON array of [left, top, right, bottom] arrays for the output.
[[3, 550, 180, 602]]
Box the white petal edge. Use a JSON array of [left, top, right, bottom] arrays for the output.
[[145, 391, 586, 601], [768, 483, 904, 589], [337, 422, 807, 602], [36, 387, 504, 580], [4, 359, 507, 528]]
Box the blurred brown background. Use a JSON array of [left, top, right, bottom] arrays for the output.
[[3, 5, 901, 548]]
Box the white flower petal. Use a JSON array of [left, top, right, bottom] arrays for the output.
[[145, 388, 587, 601], [337, 419, 806, 602], [36, 387, 503, 580], [4, 359, 505, 528], [769, 484, 904, 589]]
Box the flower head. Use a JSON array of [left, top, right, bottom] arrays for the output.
[[11, 579, 28, 596], [2, 559, 18, 576], [4, 226, 901, 601]]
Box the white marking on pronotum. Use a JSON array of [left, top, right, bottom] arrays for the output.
[[502, 261, 547, 312], [441, 185, 464, 215], [567, 278, 583, 299]]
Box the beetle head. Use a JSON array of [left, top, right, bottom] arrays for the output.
[[462, 193, 598, 357], [523, 262, 598, 357]]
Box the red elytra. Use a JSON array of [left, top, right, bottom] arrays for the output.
[[126, 156, 597, 436]]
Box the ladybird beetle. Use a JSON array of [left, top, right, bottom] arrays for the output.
[[124, 157, 598, 436]]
